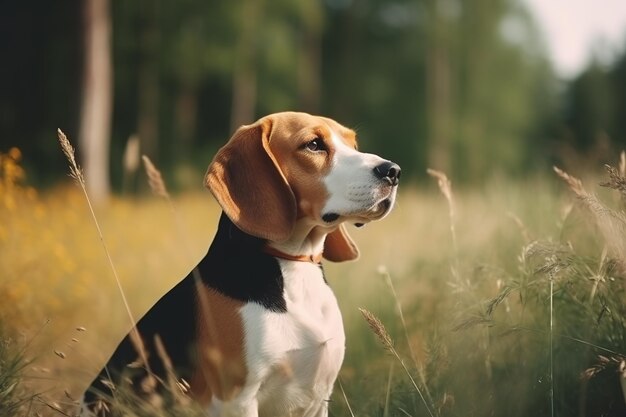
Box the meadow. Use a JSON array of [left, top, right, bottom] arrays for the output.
[[1, 146, 626, 416]]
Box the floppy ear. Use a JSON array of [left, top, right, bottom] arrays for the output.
[[323, 224, 360, 262], [205, 119, 297, 242]]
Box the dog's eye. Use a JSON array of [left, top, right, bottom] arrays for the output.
[[305, 138, 326, 152]]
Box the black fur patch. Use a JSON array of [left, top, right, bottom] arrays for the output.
[[199, 213, 287, 312]]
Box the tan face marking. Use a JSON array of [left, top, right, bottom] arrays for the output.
[[266, 114, 359, 222]]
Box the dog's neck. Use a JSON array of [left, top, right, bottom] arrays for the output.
[[214, 212, 331, 263], [266, 219, 330, 261]]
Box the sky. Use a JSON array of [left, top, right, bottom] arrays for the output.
[[523, 0, 626, 78]]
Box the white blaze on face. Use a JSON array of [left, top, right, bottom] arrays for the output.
[[321, 131, 398, 222]]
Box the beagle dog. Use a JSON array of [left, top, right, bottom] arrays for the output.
[[81, 112, 401, 417]]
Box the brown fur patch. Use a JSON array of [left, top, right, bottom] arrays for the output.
[[205, 119, 297, 242], [190, 281, 247, 404]]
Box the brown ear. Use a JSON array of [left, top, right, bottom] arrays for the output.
[[323, 224, 360, 262], [205, 118, 297, 242]]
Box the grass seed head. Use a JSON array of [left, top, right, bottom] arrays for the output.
[[553, 166, 587, 198], [56, 129, 84, 184], [142, 155, 169, 198], [359, 308, 394, 351], [600, 163, 626, 201], [427, 168, 453, 206]]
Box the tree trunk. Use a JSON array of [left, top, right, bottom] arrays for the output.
[[297, 0, 323, 113], [79, 0, 112, 203], [425, 0, 452, 175], [137, 2, 159, 161], [175, 84, 198, 161], [230, 0, 262, 131]]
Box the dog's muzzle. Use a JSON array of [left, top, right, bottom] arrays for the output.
[[366, 160, 401, 219], [321, 159, 401, 224]]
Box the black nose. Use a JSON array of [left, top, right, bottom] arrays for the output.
[[373, 161, 401, 186]]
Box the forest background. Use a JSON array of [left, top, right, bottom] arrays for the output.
[[3, 1, 626, 416], [3, 0, 626, 195]]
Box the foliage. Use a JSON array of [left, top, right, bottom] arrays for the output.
[[2, 0, 562, 189], [5, 0, 626, 191], [0, 332, 33, 417]]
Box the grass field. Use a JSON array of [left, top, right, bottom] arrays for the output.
[[1, 147, 626, 416]]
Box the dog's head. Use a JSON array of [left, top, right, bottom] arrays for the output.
[[205, 112, 400, 262]]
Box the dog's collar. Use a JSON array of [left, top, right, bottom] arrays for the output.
[[263, 245, 323, 264]]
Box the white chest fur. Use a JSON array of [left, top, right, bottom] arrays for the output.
[[236, 260, 345, 417]]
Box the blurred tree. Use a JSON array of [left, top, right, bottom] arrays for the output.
[[442, 0, 553, 180], [0, 0, 566, 187], [424, 0, 453, 174], [230, 0, 264, 131], [79, 0, 113, 203], [0, 2, 81, 186], [322, 0, 429, 177], [611, 49, 626, 146], [556, 47, 626, 168], [565, 61, 614, 151], [321, 0, 553, 181], [296, 0, 325, 113], [137, 1, 161, 161]]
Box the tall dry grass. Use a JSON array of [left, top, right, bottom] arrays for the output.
[[343, 164, 626, 416], [0, 145, 217, 415], [1, 144, 626, 416]]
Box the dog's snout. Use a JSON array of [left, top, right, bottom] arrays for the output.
[[373, 161, 401, 186]]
